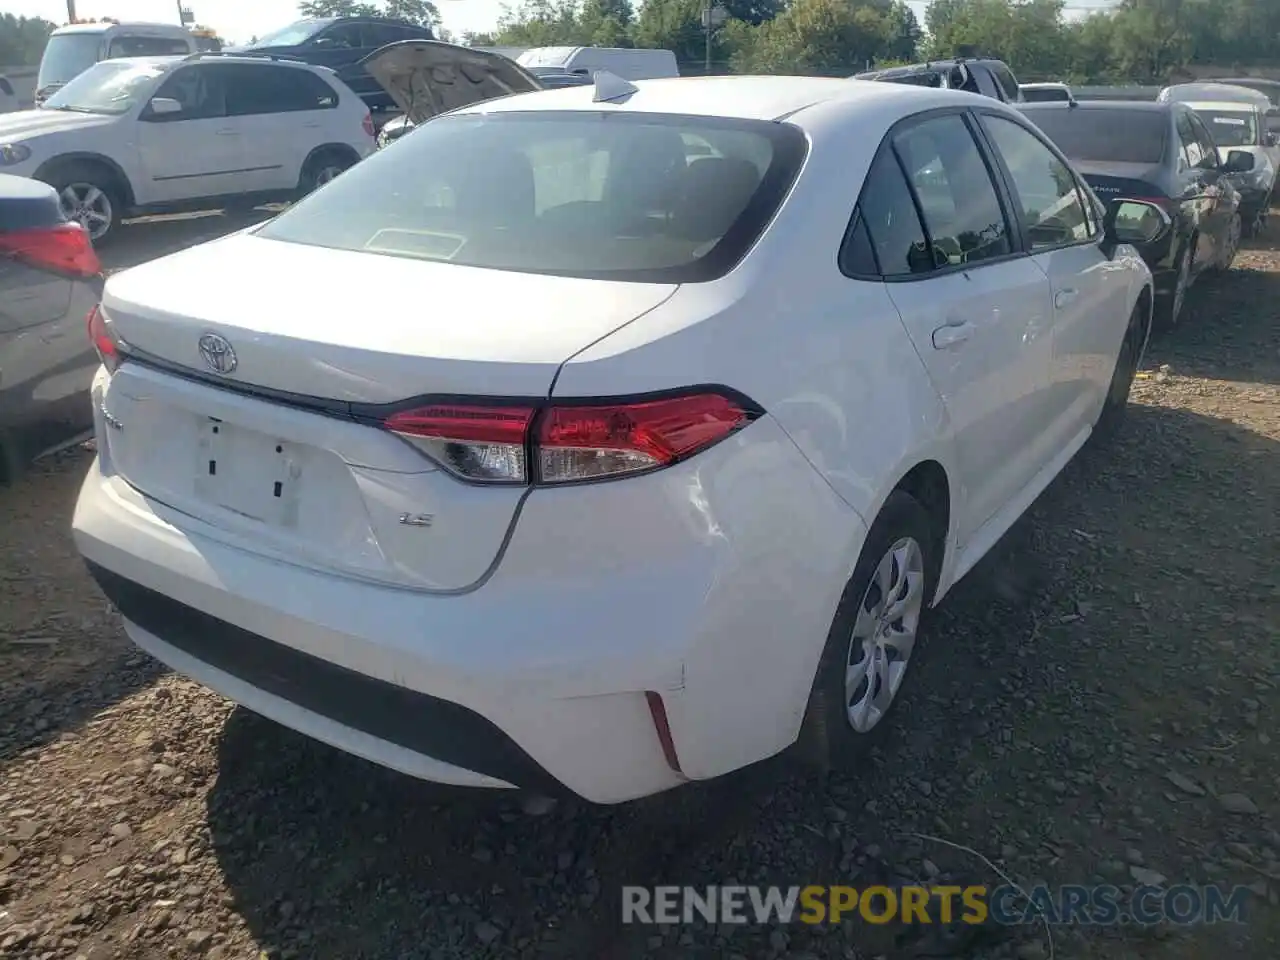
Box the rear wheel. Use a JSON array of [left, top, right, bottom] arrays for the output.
[[1095, 301, 1148, 439], [299, 150, 355, 196], [797, 492, 937, 771]]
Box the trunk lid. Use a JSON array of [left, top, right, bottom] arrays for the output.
[[361, 40, 542, 125], [1074, 161, 1168, 203], [98, 231, 677, 592]]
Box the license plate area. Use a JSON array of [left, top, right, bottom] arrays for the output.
[[193, 416, 302, 526]]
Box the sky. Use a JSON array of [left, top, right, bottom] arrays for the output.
[[5, 0, 1121, 49]]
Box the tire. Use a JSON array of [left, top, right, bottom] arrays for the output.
[[298, 150, 355, 196], [796, 491, 939, 773], [41, 162, 124, 245], [1094, 300, 1148, 440], [1156, 240, 1192, 329], [1209, 212, 1242, 274]]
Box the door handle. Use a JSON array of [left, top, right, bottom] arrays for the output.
[[932, 321, 975, 349], [1054, 288, 1078, 309]]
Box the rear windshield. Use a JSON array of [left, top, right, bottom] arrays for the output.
[[1197, 109, 1259, 147], [257, 111, 807, 283], [1026, 108, 1168, 164], [1022, 87, 1070, 103]]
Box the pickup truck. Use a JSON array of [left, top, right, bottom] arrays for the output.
[[854, 57, 1023, 104]]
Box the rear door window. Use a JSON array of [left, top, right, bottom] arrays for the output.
[[1176, 111, 1202, 167], [223, 64, 337, 115], [893, 114, 1012, 266]]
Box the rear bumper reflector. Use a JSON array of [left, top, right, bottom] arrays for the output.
[[84, 561, 572, 798]]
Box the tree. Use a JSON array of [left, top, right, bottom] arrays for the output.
[[577, 0, 634, 47], [631, 0, 712, 66], [491, 0, 584, 46], [298, 0, 440, 27], [729, 0, 900, 76], [0, 14, 56, 66]]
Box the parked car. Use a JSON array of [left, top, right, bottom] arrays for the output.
[[1020, 81, 1074, 103], [0, 53, 376, 244], [72, 76, 1164, 804], [1179, 97, 1278, 235], [1210, 77, 1280, 108], [230, 17, 435, 113], [855, 56, 1022, 103], [1159, 80, 1280, 143], [516, 46, 679, 80], [1021, 100, 1248, 325], [0, 174, 102, 484], [36, 21, 196, 106], [367, 43, 581, 149]]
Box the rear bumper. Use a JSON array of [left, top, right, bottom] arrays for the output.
[[73, 406, 864, 803]]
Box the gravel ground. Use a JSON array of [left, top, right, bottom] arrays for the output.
[[0, 217, 1277, 960]]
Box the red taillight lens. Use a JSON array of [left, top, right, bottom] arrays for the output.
[[362, 112, 375, 138], [86, 303, 122, 374], [384, 405, 534, 483], [0, 223, 102, 279], [382, 390, 759, 485]]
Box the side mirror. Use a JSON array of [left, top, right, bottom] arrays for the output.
[[1225, 149, 1256, 173], [1103, 198, 1172, 249], [148, 97, 182, 116], [380, 119, 414, 143]]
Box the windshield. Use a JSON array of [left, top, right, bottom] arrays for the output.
[[1197, 109, 1259, 147], [247, 19, 331, 48], [43, 60, 167, 115], [257, 111, 807, 283], [37, 33, 103, 90], [1027, 108, 1168, 164]]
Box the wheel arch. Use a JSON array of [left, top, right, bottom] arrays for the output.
[[884, 460, 951, 605], [33, 152, 137, 209]]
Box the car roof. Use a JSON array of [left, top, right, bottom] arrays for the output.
[[452, 74, 991, 124], [1185, 100, 1260, 112], [1022, 82, 1069, 89], [53, 20, 189, 34]]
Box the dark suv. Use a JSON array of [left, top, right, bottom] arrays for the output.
[[855, 56, 1022, 104], [230, 16, 434, 111]]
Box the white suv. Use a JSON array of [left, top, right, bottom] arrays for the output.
[[0, 53, 375, 243]]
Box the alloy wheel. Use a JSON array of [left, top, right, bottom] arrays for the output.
[[58, 183, 112, 241], [844, 537, 925, 733], [313, 165, 346, 188]]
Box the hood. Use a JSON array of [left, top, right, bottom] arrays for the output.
[[361, 40, 542, 125], [0, 108, 115, 139]]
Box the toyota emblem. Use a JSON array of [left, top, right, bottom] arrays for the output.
[[198, 333, 237, 375]]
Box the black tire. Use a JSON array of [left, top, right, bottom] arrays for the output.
[[796, 491, 940, 773], [298, 150, 355, 196], [1155, 240, 1192, 329], [39, 162, 124, 246], [1094, 300, 1148, 440], [1208, 212, 1242, 274]]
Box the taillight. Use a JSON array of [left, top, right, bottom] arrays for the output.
[[362, 112, 375, 138], [381, 389, 760, 485], [0, 223, 101, 279], [86, 303, 123, 374]]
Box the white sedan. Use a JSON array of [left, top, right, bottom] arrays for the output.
[[73, 74, 1166, 804]]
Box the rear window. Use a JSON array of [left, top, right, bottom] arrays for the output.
[[1197, 109, 1259, 147], [1022, 87, 1070, 103], [1025, 108, 1168, 164], [257, 111, 807, 283]]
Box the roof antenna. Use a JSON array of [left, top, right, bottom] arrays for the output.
[[592, 69, 639, 103]]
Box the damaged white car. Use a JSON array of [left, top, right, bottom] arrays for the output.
[[363, 41, 552, 149]]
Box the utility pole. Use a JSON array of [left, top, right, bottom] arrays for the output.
[[704, 0, 711, 76], [66, 0, 76, 21]]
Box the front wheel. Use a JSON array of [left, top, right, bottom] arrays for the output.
[[797, 492, 937, 771], [1156, 242, 1192, 328], [43, 165, 123, 245]]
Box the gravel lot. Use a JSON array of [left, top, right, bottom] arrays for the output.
[[1, 212, 1277, 960]]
